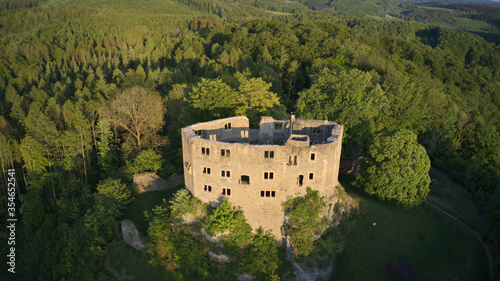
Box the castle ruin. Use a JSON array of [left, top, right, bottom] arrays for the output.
[[181, 116, 343, 236]]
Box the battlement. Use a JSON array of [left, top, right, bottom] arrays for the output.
[[181, 116, 343, 236]]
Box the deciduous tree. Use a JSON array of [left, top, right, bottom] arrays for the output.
[[355, 129, 431, 208], [102, 86, 165, 156]]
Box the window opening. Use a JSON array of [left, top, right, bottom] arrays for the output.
[[220, 149, 230, 157], [225, 123, 232, 130], [264, 172, 274, 180], [298, 175, 304, 186], [240, 175, 250, 185], [264, 151, 274, 158], [204, 185, 212, 192], [222, 188, 231, 196], [313, 128, 322, 134], [203, 167, 211, 174], [309, 173, 314, 180], [275, 123, 283, 130], [311, 153, 316, 161], [260, 191, 276, 197]]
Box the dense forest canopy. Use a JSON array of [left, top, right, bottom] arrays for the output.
[[0, 0, 499, 279]]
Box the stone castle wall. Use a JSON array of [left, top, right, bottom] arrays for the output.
[[181, 116, 343, 237]]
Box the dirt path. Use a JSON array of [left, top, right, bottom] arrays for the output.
[[425, 201, 493, 281]]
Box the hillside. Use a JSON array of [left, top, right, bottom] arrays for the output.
[[0, 0, 499, 280]]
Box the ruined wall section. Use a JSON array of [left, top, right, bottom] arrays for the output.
[[181, 116, 343, 236]]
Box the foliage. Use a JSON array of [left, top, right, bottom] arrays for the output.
[[355, 129, 431, 208], [1, 0, 500, 278], [207, 198, 244, 233], [19, 190, 45, 231], [102, 86, 166, 156], [241, 228, 280, 277], [94, 178, 133, 217], [205, 199, 253, 256], [169, 189, 202, 222], [282, 187, 328, 258], [310, 227, 342, 263], [182, 76, 284, 126], [97, 119, 119, 172], [145, 199, 178, 269], [127, 149, 163, 174], [297, 67, 387, 142]]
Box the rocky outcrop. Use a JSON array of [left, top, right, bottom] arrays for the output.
[[133, 172, 184, 193], [121, 219, 146, 251], [208, 251, 231, 263], [283, 236, 342, 281]]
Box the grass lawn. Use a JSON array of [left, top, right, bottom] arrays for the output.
[[123, 185, 184, 236], [427, 169, 489, 233], [331, 175, 489, 281], [106, 240, 188, 281], [429, 17, 495, 32]]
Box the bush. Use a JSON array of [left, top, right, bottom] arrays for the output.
[[128, 149, 163, 174], [282, 187, 328, 258], [169, 189, 202, 222]]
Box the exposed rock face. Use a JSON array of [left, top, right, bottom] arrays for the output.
[[121, 219, 146, 251], [283, 236, 342, 281], [133, 172, 184, 193], [282, 186, 358, 281], [208, 251, 231, 263]]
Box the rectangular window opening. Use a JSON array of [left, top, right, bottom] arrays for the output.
[[313, 128, 322, 134], [225, 123, 232, 130], [298, 175, 304, 186], [221, 149, 230, 157], [309, 173, 314, 180], [221, 170, 230, 178], [311, 153, 316, 161], [275, 123, 283, 130], [271, 191, 275, 197], [261, 191, 265, 197], [240, 175, 250, 185], [266, 191, 270, 197]]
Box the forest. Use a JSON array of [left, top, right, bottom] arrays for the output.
[[0, 0, 499, 280]]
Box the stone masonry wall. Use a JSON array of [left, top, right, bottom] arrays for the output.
[[181, 116, 343, 237]]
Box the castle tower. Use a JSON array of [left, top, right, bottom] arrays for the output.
[[181, 116, 343, 236]]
